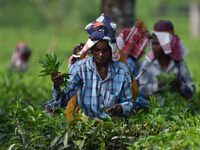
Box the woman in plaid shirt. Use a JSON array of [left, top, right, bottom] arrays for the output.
[[47, 14, 135, 119]]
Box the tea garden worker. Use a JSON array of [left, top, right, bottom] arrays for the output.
[[46, 14, 136, 119], [139, 20, 195, 99], [116, 20, 150, 110], [9, 41, 31, 72], [117, 20, 149, 77]]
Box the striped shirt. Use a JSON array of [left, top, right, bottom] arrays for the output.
[[139, 59, 195, 99], [53, 57, 133, 118]]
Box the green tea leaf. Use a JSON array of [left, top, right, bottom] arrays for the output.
[[8, 144, 16, 150], [38, 53, 63, 76]]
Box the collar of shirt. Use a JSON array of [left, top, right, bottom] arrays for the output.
[[86, 57, 120, 81]]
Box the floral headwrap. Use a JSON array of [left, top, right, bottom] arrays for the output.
[[146, 20, 188, 61], [80, 14, 120, 61]]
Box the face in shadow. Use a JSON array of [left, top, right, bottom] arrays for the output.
[[91, 40, 112, 64], [151, 34, 164, 58]]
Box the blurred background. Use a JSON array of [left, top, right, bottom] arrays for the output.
[[1, 0, 200, 148], [0, 0, 200, 108]]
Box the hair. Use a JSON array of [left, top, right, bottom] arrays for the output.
[[73, 43, 85, 55], [135, 19, 148, 33]]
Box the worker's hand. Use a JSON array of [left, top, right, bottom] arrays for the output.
[[170, 78, 181, 90], [51, 72, 65, 89], [106, 104, 123, 117]]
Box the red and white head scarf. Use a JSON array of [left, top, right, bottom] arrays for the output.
[[117, 20, 149, 59], [146, 20, 188, 62]]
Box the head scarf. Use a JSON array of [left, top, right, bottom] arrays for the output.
[[16, 42, 29, 51], [117, 20, 149, 59], [16, 42, 31, 61], [154, 20, 174, 34], [79, 14, 120, 61], [146, 20, 188, 62]]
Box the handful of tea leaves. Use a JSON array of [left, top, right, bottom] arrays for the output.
[[39, 53, 63, 76], [157, 72, 177, 92], [157, 72, 176, 84], [39, 53, 69, 89]]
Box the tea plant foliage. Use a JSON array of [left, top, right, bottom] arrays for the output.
[[38, 53, 63, 76]]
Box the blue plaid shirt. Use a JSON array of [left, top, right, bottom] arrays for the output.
[[52, 57, 133, 118]]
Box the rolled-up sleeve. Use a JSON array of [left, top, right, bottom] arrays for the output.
[[52, 64, 83, 107]]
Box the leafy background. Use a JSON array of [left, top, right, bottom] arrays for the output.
[[0, 0, 200, 149]]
